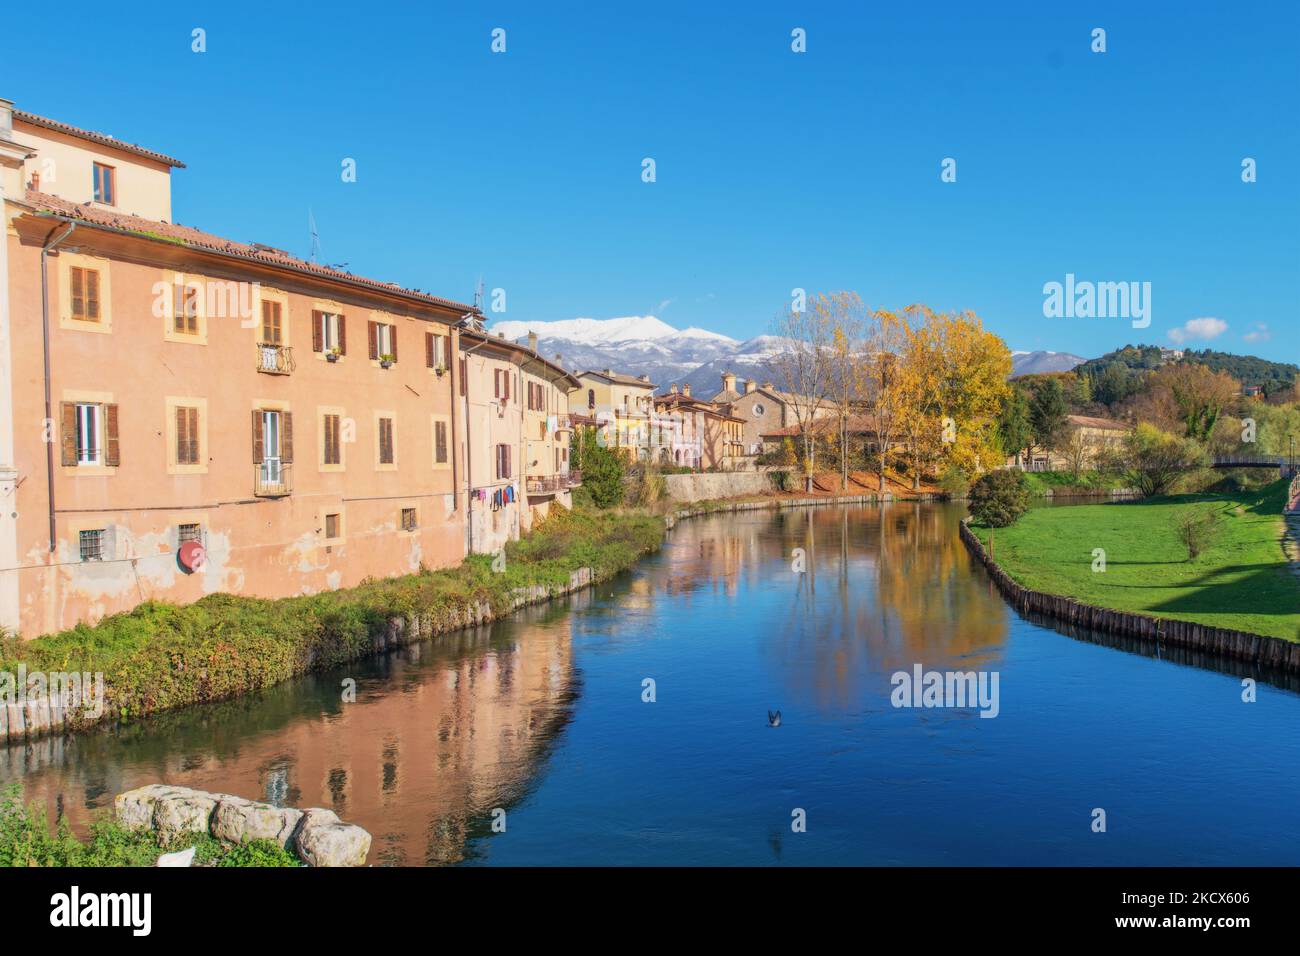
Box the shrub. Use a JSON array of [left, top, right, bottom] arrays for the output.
[[938, 465, 970, 499], [968, 470, 1029, 528], [581, 442, 626, 509], [1121, 423, 1208, 497], [1175, 508, 1221, 560]]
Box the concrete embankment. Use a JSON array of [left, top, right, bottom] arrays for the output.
[[959, 519, 1300, 674]]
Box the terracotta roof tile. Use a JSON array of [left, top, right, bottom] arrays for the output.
[[15, 110, 186, 168], [24, 190, 478, 314]]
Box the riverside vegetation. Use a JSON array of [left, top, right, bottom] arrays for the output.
[[968, 479, 1300, 642], [0, 505, 663, 732]]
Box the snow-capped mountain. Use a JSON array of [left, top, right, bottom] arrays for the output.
[[488, 316, 1086, 397], [1010, 350, 1086, 377], [489, 316, 745, 393]]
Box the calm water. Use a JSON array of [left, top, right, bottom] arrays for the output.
[[5, 502, 1300, 866]]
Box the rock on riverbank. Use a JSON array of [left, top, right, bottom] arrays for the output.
[[115, 785, 371, 866]]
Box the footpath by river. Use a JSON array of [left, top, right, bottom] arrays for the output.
[[4, 501, 1300, 866]]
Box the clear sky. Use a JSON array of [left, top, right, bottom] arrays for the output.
[[5, 0, 1298, 361]]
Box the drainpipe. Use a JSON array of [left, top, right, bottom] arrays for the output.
[[40, 222, 76, 552]]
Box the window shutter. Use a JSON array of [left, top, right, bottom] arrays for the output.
[[390, 325, 397, 361], [70, 268, 84, 319], [87, 270, 100, 320], [175, 406, 186, 463], [60, 402, 77, 465], [337, 315, 347, 354], [443, 334, 452, 368], [459, 357, 467, 396], [494, 369, 500, 398], [104, 403, 120, 467], [282, 412, 294, 463], [426, 332, 434, 368], [312, 311, 323, 352], [368, 321, 378, 360], [252, 410, 264, 463], [504, 372, 510, 402]]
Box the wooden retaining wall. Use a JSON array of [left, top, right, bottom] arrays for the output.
[[959, 519, 1300, 674]]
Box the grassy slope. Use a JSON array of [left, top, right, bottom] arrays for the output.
[[0, 506, 664, 727], [971, 480, 1300, 641]]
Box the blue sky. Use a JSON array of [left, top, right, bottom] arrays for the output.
[[6, 0, 1298, 361]]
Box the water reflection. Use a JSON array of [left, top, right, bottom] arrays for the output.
[[1, 603, 580, 866]]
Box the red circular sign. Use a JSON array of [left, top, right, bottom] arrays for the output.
[[178, 540, 206, 572]]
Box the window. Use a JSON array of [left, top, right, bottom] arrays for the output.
[[178, 523, 203, 545], [79, 529, 106, 561], [458, 357, 467, 396], [253, 409, 293, 486], [174, 283, 199, 334], [426, 332, 451, 369], [323, 413, 341, 465], [261, 300, 283, 344], [495, 443, 511, 480], [753, 403, 765, 416], [528, 382, 545, 411], [70, 266, 101, 322], [368, 321, 397, 361], [61, 401, 119, 467], [587, 389, 595, 409], [175, 406, 200, 465], [400, 508, 417, 532], [312, 311, 346, 354], [378, 417, 394, 465], [92, 162, 115, 205], [324, 513, 340, 539], [434, 420, 448, 464]]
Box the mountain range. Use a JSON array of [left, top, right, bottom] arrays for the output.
[[489, 316, 1085, 398]]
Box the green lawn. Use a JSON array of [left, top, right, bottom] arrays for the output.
[[970, 480, 1300, 641]]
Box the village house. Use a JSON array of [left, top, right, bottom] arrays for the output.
[[571, 368, 657, 461], [708, 371, 834, 455], [1012, 414, 1131, 472], [0, 99, 579, 637], [458, 329, 578, 555], [653, 384, 747, 470]]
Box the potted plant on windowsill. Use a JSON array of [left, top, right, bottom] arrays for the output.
[[379, 353, 395, 369], [434, 362, 447, 377], [326, 346, 342, 363]]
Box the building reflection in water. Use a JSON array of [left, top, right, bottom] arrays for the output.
[[0, 601, 579, 866]]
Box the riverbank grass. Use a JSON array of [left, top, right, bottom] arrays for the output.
[[969, 480, 1300, 641], [0, 506, 664, 728]]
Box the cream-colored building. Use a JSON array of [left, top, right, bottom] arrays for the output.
[[571, 368, 657, 460], [709, 371, 834, 455]]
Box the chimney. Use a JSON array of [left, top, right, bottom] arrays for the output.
[[683, 383, 692, 397], [743, 379, 757, 394], [0, 98, 13, 142], [762, 381, 773, 390], [527, 331, 538, 352], [639, 374, 650, 383], [670, 384, 679, 394], [603, 368, 613, 376], [722, 371, 737, 393]]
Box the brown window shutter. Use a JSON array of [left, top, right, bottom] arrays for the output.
[[390, 325, 397, 361], [281, 412, 294, 463], [87, 270, 100, 320], [252, 410, 264, 463], [504, 372, 510, 402], [368, 321, 378, 360], [175, 406, 186, 463], [459, 357, 466, 396], [70, 268, 84, 319], [426, 332, 434, 368], [60, 402, 77, 465], [312, 311, 323, 352], [104, 403, 120, 467], [443, 334, 452, 367], [337, 315, 346, 355]]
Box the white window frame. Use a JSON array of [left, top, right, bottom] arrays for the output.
[[76, 402, 102, 466], [317, 311, 342, 351]]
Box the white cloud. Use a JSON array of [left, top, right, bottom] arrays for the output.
[[1242, 323, 1271, 343], [1168, 317, 1227, 344]]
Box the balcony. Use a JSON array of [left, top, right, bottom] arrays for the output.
[[253, 460, 293, 497], [526, 474, 563, 495], [566, 469, 582, 486], [256, 343, 295, 375]]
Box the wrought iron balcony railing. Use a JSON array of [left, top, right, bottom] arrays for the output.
[[256, 343, 295, 375], [253, 460, 293, 497]]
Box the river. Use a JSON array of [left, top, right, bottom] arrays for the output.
[[4, 502, 1300, 865]]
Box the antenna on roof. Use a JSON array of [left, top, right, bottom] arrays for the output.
[[473, 275, 485, 312], [308, 208, 320, 263]]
